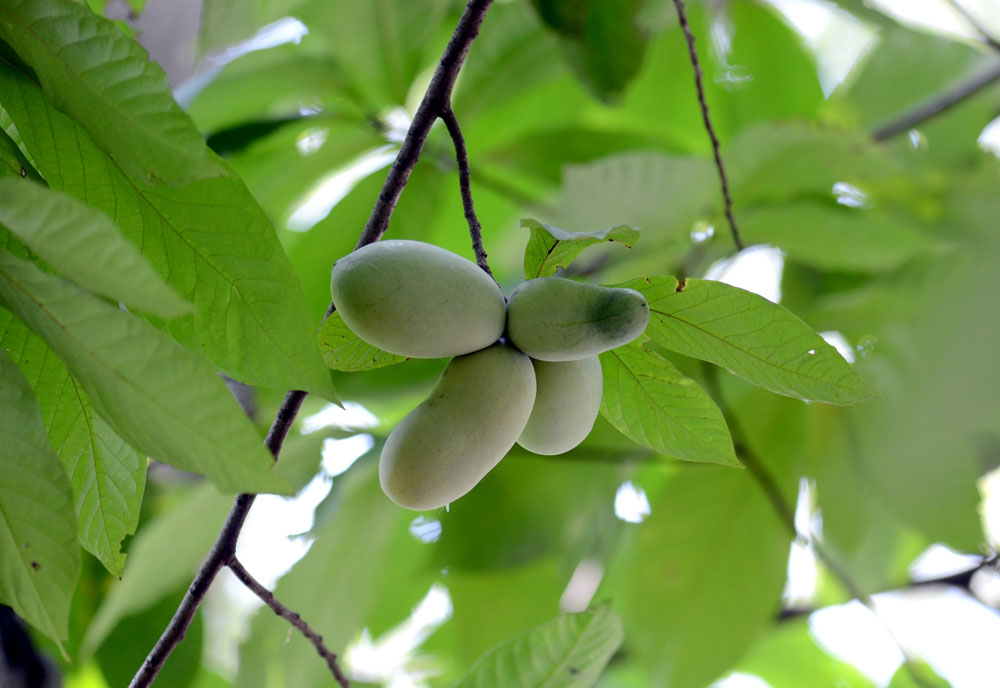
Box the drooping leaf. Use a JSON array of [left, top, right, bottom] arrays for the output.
[[0, 0, 224, 184], [318, 310, 408, 372], [0, 250, 291, 495], [521, 218, 639, 279], [604, 466, 790, 688], [738, 202, 933, 273], [454, 604, 624, 688], [0, 58, 336, 398], [629, 276, 875, 405], [0, 178, 190, 318], [599, 340, 739, 466], [82, 483, 233, 654], [0, 346, 79, 648], [0, 308, 145, 577]]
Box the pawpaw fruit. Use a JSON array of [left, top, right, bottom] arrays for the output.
[[331, 239, 506, 358], [379, 343, 536, 510], [506, 277, 649, 361], [517, 356, 602, 455]]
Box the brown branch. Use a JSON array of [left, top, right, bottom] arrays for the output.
[[130, 2, 496, 686], [944, 0, 1000, 52], [670, 0, 744, 252], [871, 60, 1000, 141], [228, 557, 350, 688], [440, 107, 493, 278], [355, 0, 494, 249]]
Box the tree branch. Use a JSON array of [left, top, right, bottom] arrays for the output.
[[871, 60, 1000, 141], [440, 107, 493, 278], [227, 557, 350, 688], [355, 0, 494, 249], [671, 0, 744, 252], [130, 2, 496, 685]]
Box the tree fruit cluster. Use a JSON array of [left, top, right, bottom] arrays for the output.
[[330, 240, 649, 510]]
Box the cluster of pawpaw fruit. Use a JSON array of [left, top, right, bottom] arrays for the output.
[[330, 240, 649, 510]]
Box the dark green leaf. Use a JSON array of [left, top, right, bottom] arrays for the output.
[[630, 276, 876, 404], [0, 250, 291, 495], [454, 604, 624, 688], [0, 178, 190, 318], [0, 60, 336, 398], [0, 308, 145, 577], [318, 310, 408, 372], [599, 340, 739, 466], [521, 218, 639, 279], [0, 346, 78, 648], [0, 0, 224, 184]]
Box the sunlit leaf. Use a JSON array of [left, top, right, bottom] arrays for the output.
[[0, 0, 224, 184], [318, 310, 408, 372], [629, 276, 875, 404], [521, 218, 639, 279], [0, 250, 291, 495], [454, 604, 624, 688], [599, 340, 739, 466], [0, 346, 78, 648], [0, 178, 190, 318]]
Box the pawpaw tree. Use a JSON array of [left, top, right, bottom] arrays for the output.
[[0, 0, 998, 686]]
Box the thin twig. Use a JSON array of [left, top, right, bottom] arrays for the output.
[[228, 557, 350, 688], [944, 0, 1000, 52], [670, 0, 744, 252], [440, 106, 493, 278], [355, 0, 494, 249], [871, 61, 1000, 141], [130, 3, 496, 686]]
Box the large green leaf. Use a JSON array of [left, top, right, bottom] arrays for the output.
[[0, 346, 78, 648], [318, 310, 408, 372], [0, 59, 336, 398], [0, 178, 190, 318], [520, 218, 639, 279], [0, 0, 224, 184], [604, 466, 790, 688], [630, 276, 875, 404], [0, 250, 291, 495], [454, 604, 624, 688], [82, 483, 234, 654], [599, 340, 739, 466], [0, 308, 145, 577]]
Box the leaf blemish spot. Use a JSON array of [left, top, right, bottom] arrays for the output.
[[807, 349, 815, 355], [19, 167, 27, 177], [676, 278, 687, 293], [30, 561, 40, 571]]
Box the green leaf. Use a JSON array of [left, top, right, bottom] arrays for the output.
[[82, 483, 234, 654], [0, 0, 224, 185], [630, 276, 876, 405], [318, 310, 408, 372], [0, 249, 291, 495], [0, 346, 78, 648], [521, 218, 639, 279], [738, 202, 933, 273], [604, 466, 790, 688], [0, 308, 145, 577], [599, 341, 739, 466], [0, 59, 336, 398], [454, 604, 624, 688], [0, 178, 190, 318], [888, 660, 951, 688]]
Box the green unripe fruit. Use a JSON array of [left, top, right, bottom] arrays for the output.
[[379, 343, 536, 510], [517, 356, 602, 455], [331, 239, 506, 358], [506, 277, 650, 361]]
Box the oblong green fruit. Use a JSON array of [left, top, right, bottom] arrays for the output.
[[506, 277, 650, 361], [379, 343, 536, 510], [517, 356, 602, 455], [331, 239, 506, 358]]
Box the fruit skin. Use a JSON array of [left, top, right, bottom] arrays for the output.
[[331, 239, 506, 358], [505, 277, 650, 361], [517, 356, 602, 455], [379, 343, 536, 510]]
